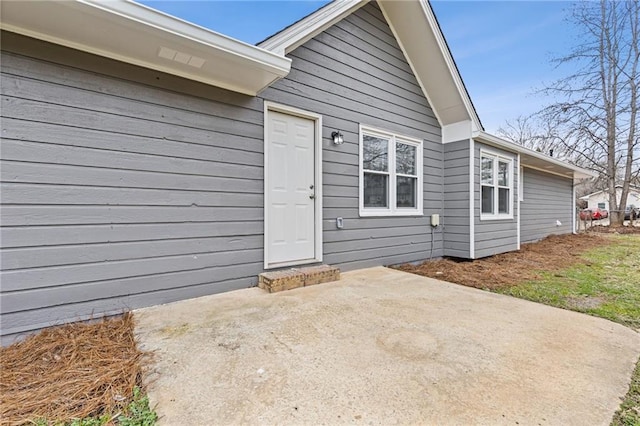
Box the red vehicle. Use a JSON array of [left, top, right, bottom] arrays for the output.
[[579, 208, 606, 220]]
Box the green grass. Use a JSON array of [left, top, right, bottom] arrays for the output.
[[612, 358, 640, 426], [32, 387, 157, 426], [497, 234, 640, 426], [498, 234, 640, 329]]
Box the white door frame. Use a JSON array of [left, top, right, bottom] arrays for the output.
[[263, 101, 323, 269]]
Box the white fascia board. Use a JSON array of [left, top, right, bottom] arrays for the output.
[[417, 0, 482, 131], [473, 131, 596, 180], [1, 0, 291, 95], [379, 5, 443, 128], [258, 0, 483, 132], [378, 0, 482, 129], [258, 0, 367, 55]]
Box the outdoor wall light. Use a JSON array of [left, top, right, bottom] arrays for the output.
[[332, 131, 344, 145]]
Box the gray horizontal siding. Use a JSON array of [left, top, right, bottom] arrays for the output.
[[261, 1, 443, 271], [0, 33, 266, 344], [443, 140, 470, 258], [520, 167, 572, 243], [0, 2, 446, 344], [474, 142, 519, 258]]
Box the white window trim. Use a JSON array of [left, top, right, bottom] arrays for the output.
[[480, 149, 514, 221], [359, 124, 423, 217]]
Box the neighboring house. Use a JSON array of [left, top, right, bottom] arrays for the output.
[[0, 0, 594, 343], [580, 186, 640, 212]]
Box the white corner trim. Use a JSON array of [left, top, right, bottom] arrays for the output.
[[572, 184, 577, 234], [469, 138, 475, 259], [519, 166, 525, 202], [263, 101, 323, 269], [517, 154, 521, 249], [258, 0, 367, 55], [442, 120, 473, 144], [418, 0, 482, 131]]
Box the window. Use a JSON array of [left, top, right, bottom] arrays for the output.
[[598, 202, 606, 209], [480, 151, 513, 219], [360, 126, 423, 216]]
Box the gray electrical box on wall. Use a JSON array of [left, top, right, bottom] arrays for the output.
[[336, 217, 344, 229], [430, 214, 440, 227]]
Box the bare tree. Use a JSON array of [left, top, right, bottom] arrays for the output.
[[497, 115, 576, 162], [535, 0, 639, 225]]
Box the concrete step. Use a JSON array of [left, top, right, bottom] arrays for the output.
[[258, 264, 340, 293]]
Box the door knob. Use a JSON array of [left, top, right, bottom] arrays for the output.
[[309, 194, 316, 200]]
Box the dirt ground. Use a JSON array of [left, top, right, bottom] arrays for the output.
[[395, 233, 610, 290], [0, 314, 147, 425]]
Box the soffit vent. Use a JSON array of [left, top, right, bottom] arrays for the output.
[[158, 46, 205, 68]]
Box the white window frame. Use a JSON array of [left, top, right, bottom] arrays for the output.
[[359, 124, 423, 217], [480, 150, 514, 221]]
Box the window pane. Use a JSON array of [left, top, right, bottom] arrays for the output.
[[498, 161, 509, 186], [363, 135, 388, 172], [396, 142, 416, 175], [498, 188, 510, 214], [396, 176, 417, 208], [481, 157, 493, 184], [482, 186, 494, 214], [363, 172, 388, 208]]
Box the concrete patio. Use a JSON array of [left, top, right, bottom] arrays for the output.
[[134, 267, 640, 425]]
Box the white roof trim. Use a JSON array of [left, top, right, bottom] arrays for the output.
[[0, 0, 291, 95], [378, 3, 443, 127], [259, 0, 482, 130], [415, 0, 482, 131], [258, 0, 367, 55], [473, 131, 596, 180]]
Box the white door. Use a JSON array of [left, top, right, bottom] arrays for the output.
[[266, 110, 316, 266]]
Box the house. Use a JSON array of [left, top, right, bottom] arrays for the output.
[[580, 186, 640, 212], [0, 0, 594, 344]]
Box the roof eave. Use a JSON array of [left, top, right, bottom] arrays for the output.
[[258, 0, 483, 132], [0, 0, 291, 96], [473, 131, 596, 181], [258, 0, 367, 55]]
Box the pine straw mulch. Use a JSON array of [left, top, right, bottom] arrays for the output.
[[587, 224, 640, 234], [395, 233, 611, 290], [0, 313, 148, 426]]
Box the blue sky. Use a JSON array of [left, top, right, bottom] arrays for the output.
[[140, 0, 577, 133]]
